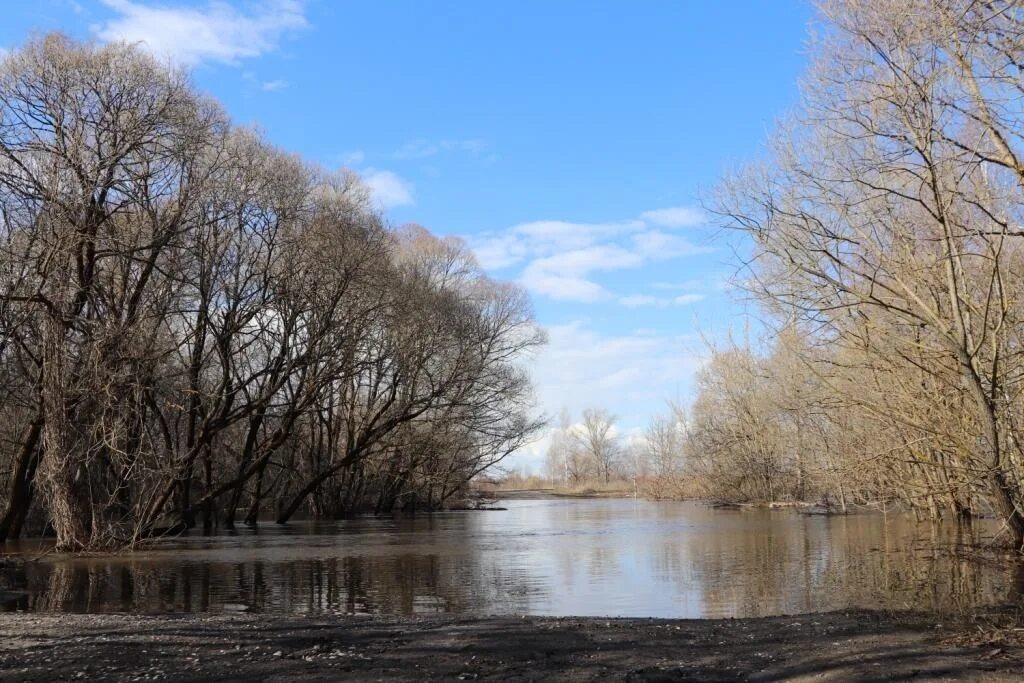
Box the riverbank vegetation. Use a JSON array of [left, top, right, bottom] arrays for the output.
[[613, 0, 1024, 550], [537, 0, 1024, 552], [710, 0, 1024, 548], [0, 35, 544, 551], [8, 0, 1024, 560], [481, 473, 637, 499]]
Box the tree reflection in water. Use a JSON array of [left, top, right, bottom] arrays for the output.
[[1, 500, 1022, 617]]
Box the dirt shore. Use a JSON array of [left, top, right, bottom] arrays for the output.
[[1, 610, 1023, 681]]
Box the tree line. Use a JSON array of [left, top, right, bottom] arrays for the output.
[[631, 0, 1024, 549], [0, 35, 544, 551], [536, 405, 685, 497], [542, 0, 1024, 551]]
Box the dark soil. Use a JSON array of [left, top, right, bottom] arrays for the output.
[[2, 610, 1023, 681]]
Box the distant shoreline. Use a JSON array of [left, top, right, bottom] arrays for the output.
[[487, 490, 855, 512], [489, 487, 636, 499], [2, 610, 1022, 681]]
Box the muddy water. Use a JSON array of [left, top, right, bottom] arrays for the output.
[[1, 498, 1022, 617]]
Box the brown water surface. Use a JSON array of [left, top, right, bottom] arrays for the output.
[[1, 499, 1021, 617]]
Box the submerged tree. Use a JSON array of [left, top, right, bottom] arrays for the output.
[[0, 35, 544, 550]]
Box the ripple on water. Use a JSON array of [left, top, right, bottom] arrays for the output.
[[1, 498, 1021, 618]]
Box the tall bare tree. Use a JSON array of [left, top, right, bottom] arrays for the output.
[[0, 35, 545, 550], [715, 0, 1024, 546], [574, 408, 621, 484]]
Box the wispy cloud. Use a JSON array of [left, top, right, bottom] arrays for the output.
[[618, 293, 705, 308], [531, 320, 703, 426], [618, 295, 660, 308], [523, 244, 643, 302], [95, 0, 308, 65], [651, 279, 707, 291], [361, 168, 414, 209], [260, 78, 288, 91], [393, 138, 489, 160], [469, 210, 711, 303], [338, 150, 366, 166], [470, 219, 637, 272], [673, 293, 705, 305], [640, 206, 706, 229], [631, 230, 706, 259]]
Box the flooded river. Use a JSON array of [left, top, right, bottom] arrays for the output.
[[2, 498, 1022, 618]]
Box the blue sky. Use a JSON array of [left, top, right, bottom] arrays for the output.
[[1, 0, 814, 471]]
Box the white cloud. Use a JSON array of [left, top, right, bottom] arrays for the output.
[[361, 168, 414, 209], [468, 210, 711, 303], [640, 206, 706, 228], [618, 293, 706, 308], [470, 219, 639, 272], [474, 208, 718, 472], [393, 138, 489, 160], [520, 244, 644, 302], [504, 320, 707, 473], [95, 0, 308, 65], [260, 79, 288, 91], [516, 219, 638, 249], [470, 233, 529, 271], [337, 150, 366, 166], [674, 293, 705, 305], [501, 320, 705, 473], [530, 245, 642, 274], [502, 430, 553, 475], [651, 279, 706, 291], [520, 273, 608, 303], [619, 295, 659, 308], [632, 230, 707, 259]]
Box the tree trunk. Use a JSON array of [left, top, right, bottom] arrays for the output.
[[988, 469, 1024, 549], [243, 460, 269, 526], [0, 414, 44, 541], [38, 321, 93, 551]]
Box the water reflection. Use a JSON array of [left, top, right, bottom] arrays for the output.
[[2, 499, 1022, 618]]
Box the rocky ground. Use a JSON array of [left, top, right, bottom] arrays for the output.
[[1, 610, 1023, 681]]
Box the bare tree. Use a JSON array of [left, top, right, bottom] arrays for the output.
[[640, 403, 687, 498], [574, 408, 621, 484], [714, 0, 1024, 545], [544, 407, 574, 484], [0, 35, 545, 550]]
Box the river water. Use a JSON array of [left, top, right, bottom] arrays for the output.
[[1, 498, 1021, 617]]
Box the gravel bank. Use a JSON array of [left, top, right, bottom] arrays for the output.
[[1, 610, 1022, 681]]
